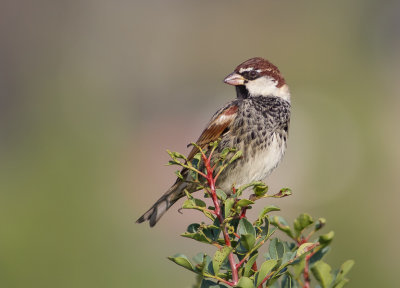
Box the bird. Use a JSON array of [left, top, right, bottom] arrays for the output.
[[136, 57, 291, 227]]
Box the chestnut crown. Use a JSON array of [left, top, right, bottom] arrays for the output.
[[234, 57, 285, 88]]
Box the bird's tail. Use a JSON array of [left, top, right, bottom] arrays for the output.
[[136, 180, 187, 227]]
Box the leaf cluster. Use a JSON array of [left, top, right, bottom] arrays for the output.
[[166, 143, 354, 288]]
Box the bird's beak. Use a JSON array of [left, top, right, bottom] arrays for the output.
[[224, 72, 246, 86]]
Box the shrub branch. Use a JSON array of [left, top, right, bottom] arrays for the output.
[[165, 142, 354, 288]]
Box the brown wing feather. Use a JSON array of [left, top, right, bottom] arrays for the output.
[[187, 103, 238, 161]]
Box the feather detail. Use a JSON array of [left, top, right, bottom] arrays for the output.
[[136, 179, 188, 227], [187, 103, 238, 161]]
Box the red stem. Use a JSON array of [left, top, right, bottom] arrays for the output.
[[201, 153, 239, 285], [239, 207, 247, 219], [303, 255, 311, 288], [296, 242, 319, 288], [236, 257, 247, 270], [215, 278, 234, 287], [294, 238, 319, 288], [302, 251, 316, 288], [257, 272, 273, 288]]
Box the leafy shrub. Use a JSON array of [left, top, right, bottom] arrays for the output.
[[166, 141, 354, 288]]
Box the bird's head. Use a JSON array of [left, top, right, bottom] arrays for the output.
[[224, 57, 290, 101]]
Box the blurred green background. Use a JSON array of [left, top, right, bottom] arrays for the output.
[[1, 0, 399, 287]]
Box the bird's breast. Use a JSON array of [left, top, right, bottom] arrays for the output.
[[217, 132, 287, 192]]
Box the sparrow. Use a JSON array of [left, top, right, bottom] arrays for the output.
[[136, 57, 291, 227]]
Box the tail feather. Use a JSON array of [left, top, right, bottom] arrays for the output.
[[136, 181, 187, 227]]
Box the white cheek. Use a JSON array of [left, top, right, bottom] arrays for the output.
[[277, 84, 291, 102], [246, 77, 279, 97]]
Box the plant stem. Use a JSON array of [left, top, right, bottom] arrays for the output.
[[294, 239, 320, 288], [303, 254, 311, 288], [239, 207, 247, 219], [203, 273, 234, 287], [236, 233, 273, 270], [257, 272, 273, 288], [201, 153, 239, 285], [236, 257, 247, 270], [302, 249, 317, 288]]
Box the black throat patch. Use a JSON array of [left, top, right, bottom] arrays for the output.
[[235, 85, 250, 99]]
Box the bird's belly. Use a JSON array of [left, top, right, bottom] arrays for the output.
[[218, 133, 286, 192]]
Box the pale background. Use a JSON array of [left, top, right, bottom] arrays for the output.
[[1, 1, 399, 287]]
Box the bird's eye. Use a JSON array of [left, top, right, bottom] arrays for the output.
[[249, 70, 258, 79]]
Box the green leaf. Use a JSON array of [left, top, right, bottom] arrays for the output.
[[182, 198, 206, 209], [193, 253, 212, 274], [240, 234, 256, 251], [187, 223, 201, 233], [235, 181, 265, 197], [229, 150, 243, 164], [257, 205, 280, 225], [292, 258, 305, 278], [175, 170, 184, 180], [281, 251, 296, 267], [200, 279, 223, 288], [212, 246, 233, 274], [268, 238, 285, 260], [332, 260, 355, 287], [309, 246, 330, 267], [203, 223, 221, 242], [293, 213, 314, 236], [271, 188, 292, 198], [203, 210, 216, 221], [296, 242, 316, 258], [269, 281, 280, 288], [333, 279, 350, 288], [253, 183, 268, 196], [167, 150, 187, 160], [281, 274, 298, 288], [182, 223, 221, 244], [208, 140, 220, 148], [236, 199, 254, 208], [270, 216, 294, 238], [315, 218, 326, 231], [339, 259, 355, 278], [194, 198, 207, 207], [193, 252, 206, 264], [224, 198, 235, 217], [184, 189, 193, 199], [311, 261, 333, 288], [181, 231, 211, 244], [216, 189, 227, 201], [235, 276, 254, 288], [318, 231, 335, 245], [237, 218, 256, 238], [168, 254, 195, 272], [278, 243, 296, 268], [219, 147, 232, 160], [182, 199, 194, 209], [192, 153, 202, 169], [256, 259, 278, 286], [258, 216, 270, 237], [173, 151, 187, 159], [243, 253, 258, 277], [237, 218, 257, 253]]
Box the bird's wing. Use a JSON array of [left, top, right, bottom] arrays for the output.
[[187, 102, 239, 162]]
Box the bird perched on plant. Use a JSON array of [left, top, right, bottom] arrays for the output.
[[137, 57, 291, 227]]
